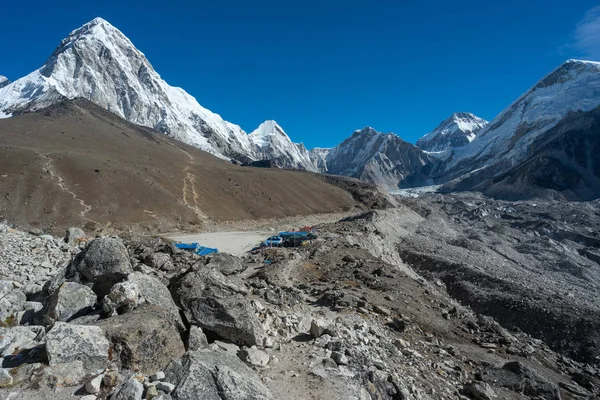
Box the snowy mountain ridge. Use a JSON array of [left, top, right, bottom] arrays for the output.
[[249, 120, 318, 170], [0, 17, 319, 170], [416, 112, 488, 152], [436, 59, 600, 180]]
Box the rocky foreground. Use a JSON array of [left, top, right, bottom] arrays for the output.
[[0, 196, 599, 400]]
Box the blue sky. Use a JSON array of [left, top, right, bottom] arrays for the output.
[[1, 1, 599, 148]]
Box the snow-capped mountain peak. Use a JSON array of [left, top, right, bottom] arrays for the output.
[[0, 17, 260, 159], [249, 120, 288, 147], [434, 58, 600, 186], [248, 121, 318, 171], [416, 112, 488, 152]]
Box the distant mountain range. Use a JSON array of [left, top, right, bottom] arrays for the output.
[[2, 18, 600, 200]]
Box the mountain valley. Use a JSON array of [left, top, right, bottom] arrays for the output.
[[0, 15, 600, 400]]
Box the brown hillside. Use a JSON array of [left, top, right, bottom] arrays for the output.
[[0, 99, 357, 234]]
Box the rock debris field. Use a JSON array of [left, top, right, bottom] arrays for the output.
[[0, 193, 599, 400]]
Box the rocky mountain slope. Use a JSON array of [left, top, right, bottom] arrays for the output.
[[430, 60, 600, 198], [0, 18, 320, 170], [0, 98, 364, 234], [442, 105, 600, 200], [416, 112, 488, 152], [1, 194, 599, 399], [325, 127, 433, 188]]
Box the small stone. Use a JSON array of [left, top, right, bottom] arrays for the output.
[[0, 368, 12, 388], [85, 374, 104, 394], [462, 381, 496, 400], [80, 396, 97, 400], [313, 334, 332, 348], [214, 340, 240, 354], [373, 305, 391, 316], [310, 319, 329, 338], [394, 338, 410, 349], [103, 370, 124, 387], [263, 337, 274, 348], [238, 347, 270, 367], [188, 325, 208, 351], [384, 295, 393, 301], [146, 385, 159, 399], [150, 371, 165, 381], [322, 358, 338, 369], [331, 351, 348, 365], [342, 255, 355, 263], [113, 377, 144, 400], [155, 381, 175, 393]]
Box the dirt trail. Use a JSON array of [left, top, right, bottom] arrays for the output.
[[180, 149, 209, 223], [39, 152, 98, 224]]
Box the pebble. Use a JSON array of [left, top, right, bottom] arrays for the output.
[[155, 381, 175, 393]]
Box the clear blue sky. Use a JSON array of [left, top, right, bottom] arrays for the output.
[[2, 1, 599, 148]]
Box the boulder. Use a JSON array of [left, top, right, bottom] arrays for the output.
[[181, 290, 265, 347], [45, 323, 110, 372], [171, 269, 263, 347], [0, 325, 45, 356], [93, 305, 185, 374], [310, 319, 330, 338], [113, 376, 144, 400], [73, 237, 132, 296], [206, 253, 246, 276], [40, 281, 96, 324], [164, 349, 272, 400], [65, 227, 85, 246], [102, 272, 183, 330], [143, 252, 175, 272]]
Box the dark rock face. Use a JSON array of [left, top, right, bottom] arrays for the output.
[[242, 159, 274, 168], [325, 127, 433, 189], [164, 349, 272, 400], [479, 107, 600, 201], [93, 305, 185, 374]]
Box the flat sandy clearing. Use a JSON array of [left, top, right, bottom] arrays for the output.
[[167, 230, 274, 255]]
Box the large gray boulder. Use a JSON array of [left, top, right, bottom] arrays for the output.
[[206, 253, 246, 276], [102, 272, 183, 330], [171, 267, 263, 347], [73, 237, 132, 295], [93, 305, 185, 374], [40, 281, 97, 324], [45, 322, 110, 372], [164, 349, 272, 400]]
